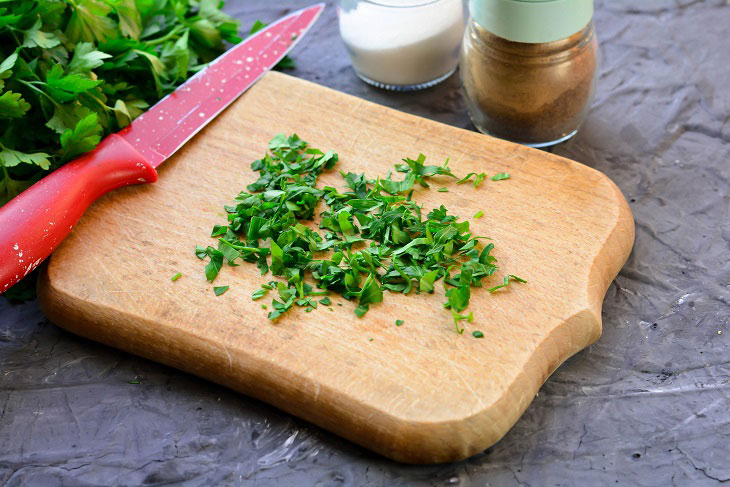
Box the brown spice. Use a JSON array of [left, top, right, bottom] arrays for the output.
[[460, 21, 597, 146]]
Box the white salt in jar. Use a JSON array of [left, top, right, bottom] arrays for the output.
[[338, 0, 466, 91]]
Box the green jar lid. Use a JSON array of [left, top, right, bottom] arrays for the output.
[[469, 0, 593, 43]]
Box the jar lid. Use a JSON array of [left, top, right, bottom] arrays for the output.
[[469, 0, 593, 43]]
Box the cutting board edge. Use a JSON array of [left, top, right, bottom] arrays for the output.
[[586, 175, 635, 317], [38, 265, 512, 463], [38, 238, 625, 465]]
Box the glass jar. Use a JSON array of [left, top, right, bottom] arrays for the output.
[[338, 0, 466, 91], [460, 0, 597, 147]]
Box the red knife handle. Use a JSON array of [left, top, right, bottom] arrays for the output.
[[0, 134, 158, 293]]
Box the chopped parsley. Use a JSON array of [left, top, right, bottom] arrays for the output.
[[473, 211, 483, 219], [491, 173, 510, 181], [197, 134, 525, 332], [395, 319, 404, 326], [472, 330, 484, 338], [487, 275, 527, 293], [252, 287, 268, 300], [171, 272, 182, 282], [457, 172, 487, 188], [211, 225, 228, 237], [213, 285, 229, 296]]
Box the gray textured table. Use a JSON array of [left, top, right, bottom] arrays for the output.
[[2, 1, 729, 485]]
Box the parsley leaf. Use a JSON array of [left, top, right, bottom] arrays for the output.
[[45, 63, 102, 103], [419, 269, 439, 293], [210, 224, 228, 237], [456, 172, 487, 188], [213, 285, 229, 296], [67, 42, 111, 74], [59, 113, 103, 162], [252, 287, 268, 300], [395, 153, 456, 188], [66, 0, 117, 43], [0, 91, 30, 119], [0, 147, 50, 170], [22, 18, 61, 49], [491, 173, 510, 181], [195, 245, 207, 259], [354, 304, 369, 318], [487, 274, 527, 292], [358, 273, 383, 311], [204, 247, 224, 282]]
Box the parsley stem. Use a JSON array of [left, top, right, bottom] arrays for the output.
[[82, 92, 113, 112], [145, 25, 185, 45], [8, 29, 22, 49], [16, 79, 60, 107], [0, 164, 20, 199]]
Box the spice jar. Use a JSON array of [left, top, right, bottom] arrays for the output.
[[338, 0, 466, 91], [460, 0, 597, 147]]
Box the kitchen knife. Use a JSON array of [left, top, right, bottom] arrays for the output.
[[0, 4, 324, 293]]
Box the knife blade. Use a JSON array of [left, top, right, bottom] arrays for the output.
[[121, 4, 324, 168], [0, 4, 324, 293]]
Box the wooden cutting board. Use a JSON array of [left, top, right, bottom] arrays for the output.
[[37, 71, 634, 464]]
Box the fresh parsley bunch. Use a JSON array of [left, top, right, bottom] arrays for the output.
[[0, 0, 241, 205]]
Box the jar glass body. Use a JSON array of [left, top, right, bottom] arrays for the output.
[[460, 18, 598, 147], [338, 0, 465, 91]]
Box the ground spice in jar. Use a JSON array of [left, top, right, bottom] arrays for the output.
[[460, 0, 597, 147]]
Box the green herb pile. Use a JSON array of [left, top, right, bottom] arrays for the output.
[[0, 0, 243, 206], [198, 134, 525, 333]]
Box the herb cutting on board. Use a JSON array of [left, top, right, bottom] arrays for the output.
[[195, 133, 524, 335], [0, 0, 649, 472]]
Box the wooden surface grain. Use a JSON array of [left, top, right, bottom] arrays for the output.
[[37, 71, 634, 463]]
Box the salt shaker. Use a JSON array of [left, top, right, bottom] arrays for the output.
[[338, 0, 465, 91], [460, 0, 597, 147]]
